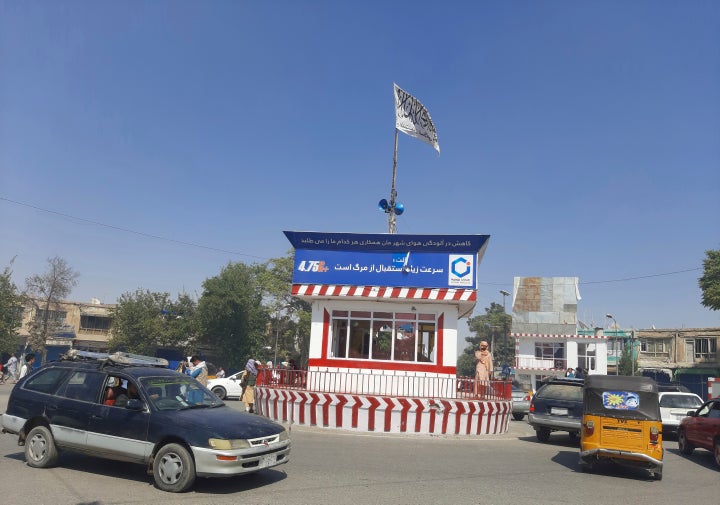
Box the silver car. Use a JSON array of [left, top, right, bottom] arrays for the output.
[[511, 385, 531, 420], [659, 391, 703, 436]]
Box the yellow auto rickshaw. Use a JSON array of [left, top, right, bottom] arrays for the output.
[[580, 375, 663, 480]]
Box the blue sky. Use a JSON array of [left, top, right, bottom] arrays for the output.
[[1, 1, 719, 344]]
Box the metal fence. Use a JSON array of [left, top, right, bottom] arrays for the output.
[[258, 369, 511, 401]]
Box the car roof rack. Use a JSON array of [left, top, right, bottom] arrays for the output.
[[63, 349, 169, 368]]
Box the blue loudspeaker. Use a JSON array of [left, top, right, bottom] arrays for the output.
[[378, 199, 389, 211], [395, 203, 404, 215]]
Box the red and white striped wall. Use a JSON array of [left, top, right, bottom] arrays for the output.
[[255, 387, 511, 436]]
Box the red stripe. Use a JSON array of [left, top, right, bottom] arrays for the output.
[[465, 401, 476, 434], [413, 399, 424, 432], [454, 401, 466, 435], [485, 402, 495, 434], [367, 397, 381, 431], [476, 402, 485, 435], [398, 398, 411, 433], [440, 400, 452, 434], [351, 396, 362, 428], [322, 394, 332, 427], [335, 394, 348, 428], [298, 393, 308, 425], [383, 397, 395, 432]]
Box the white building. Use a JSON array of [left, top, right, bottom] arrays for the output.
[[510, 276, 607, 391]]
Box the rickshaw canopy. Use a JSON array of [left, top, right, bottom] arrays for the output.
[[583, 375, 660, 421]]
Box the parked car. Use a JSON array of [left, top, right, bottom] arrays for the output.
[[511, 385, 532, 421], [678, 398, 720, 468], [208, 370, 246, 400], [0, 350, 291, 492], [658, 391, 704, 436], [658, 383, 691, 393], [527, 377, 584, 442]]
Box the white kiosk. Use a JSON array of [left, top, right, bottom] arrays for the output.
[[255, 231, 512, 435]]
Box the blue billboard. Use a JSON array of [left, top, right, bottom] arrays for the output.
[[284, 232, 490, 289]]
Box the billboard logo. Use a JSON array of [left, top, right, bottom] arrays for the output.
[[448, 255, 473, 286], [298, 260, 329, 272]]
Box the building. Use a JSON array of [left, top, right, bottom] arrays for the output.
[[255, 231, 513, 435], [16, 298, 115, 361], [510, 276, 608, 391], [635, 327, 720, 399]]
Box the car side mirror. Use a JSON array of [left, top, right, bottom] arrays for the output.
[[126, 399, 145, 411], [686, 410, 697, 417]]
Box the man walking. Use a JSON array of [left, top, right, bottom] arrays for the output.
[[3, 354, 19, 383]]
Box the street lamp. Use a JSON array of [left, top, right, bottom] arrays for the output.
[[606, 314, 618, 375], [500, 290, 511, 368]]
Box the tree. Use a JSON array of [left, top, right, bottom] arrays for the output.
[[460, 302, 513, 377], [616, 339, 636, 376], [109, 290, 199, 355], [257, 252, 311, 368], [196, 262, 268, 372], [699, 249, 720, 311], [0, 262, 24, 355], [24, 256, 79, 363]]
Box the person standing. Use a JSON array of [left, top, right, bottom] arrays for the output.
[[216, 366, 225, 378], [474, 341, 493, 397], [185, 355, 209, 386], [240, 358, 259, 413], [3, 354, 19, 383], [19, 354, 35, 379]]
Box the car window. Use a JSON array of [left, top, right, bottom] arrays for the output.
[[57, 370, 106, 402], [23, 368, 70, 395], [535, 384, 582, 401], [659, 394, 703, 409]]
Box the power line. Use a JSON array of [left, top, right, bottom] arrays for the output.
[[1, 196, 704, 284], [0, 196, 268, 261]]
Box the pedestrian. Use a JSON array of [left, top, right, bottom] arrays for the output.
[[566, 368, 575, 378], [240, 358, 259, 413], [19, 354, 36, 379], [474, 341, 493, 397], [216, 366, 225, 379], [3, 354, 19, 383], [185, 355, 209, 386], [575, 367, 584, 379]]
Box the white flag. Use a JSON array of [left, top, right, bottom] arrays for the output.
[[394, 83, 440, 154]]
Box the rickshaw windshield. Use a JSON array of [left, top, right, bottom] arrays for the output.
[[583, 375, 660, 421]]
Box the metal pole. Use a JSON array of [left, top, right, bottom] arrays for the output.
[[389, 129, 399, 234], [274, 327, 279, 369]]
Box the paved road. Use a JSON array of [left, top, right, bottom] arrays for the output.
[[0, 385, 718, 504]]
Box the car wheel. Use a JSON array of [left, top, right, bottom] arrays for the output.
[[25, 425, 59, 468], [714, 438, 720, 468], [512, 413, 525, 421], [678, 428, 694, 455], [653, 469, 662, 481], [211, 386, 227, 400], [153, 443, 196, 493], [568, 431, 578, 442], [536, 428, 551, 442], [579, 461, 594, 473]]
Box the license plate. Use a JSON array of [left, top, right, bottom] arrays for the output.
[[260, 454, 276, 467], [551, 407, 568, 416]]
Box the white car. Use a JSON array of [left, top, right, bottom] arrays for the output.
[[207, 371, 245, 400], [659, 391, 704, 436]]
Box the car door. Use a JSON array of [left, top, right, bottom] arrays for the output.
[[86, 377, 152, 463], [48, 369, 106, 450]]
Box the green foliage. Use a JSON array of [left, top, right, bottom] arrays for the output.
[[463, 302, 513, 374], [257, 252, 311, 368], [109, 290, 197, 356], [196, 262, 269, 372], [0, 264, 24, 354], [699, 249, 720, 311], [24, 257, 79, 363], [616, 339, 637, 376]]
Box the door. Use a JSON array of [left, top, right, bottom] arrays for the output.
[[49, 370, 106, 449]]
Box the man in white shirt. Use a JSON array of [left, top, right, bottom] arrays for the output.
[[19, 354, 36, 379], [3, 354, 18, 383]]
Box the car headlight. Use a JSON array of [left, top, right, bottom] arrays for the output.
[[208, 438, 251, 450], [278, 429, 289, 442]]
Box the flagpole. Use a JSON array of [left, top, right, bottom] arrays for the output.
[[389, 128, 399, 234]]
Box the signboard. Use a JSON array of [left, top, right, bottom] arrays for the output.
[[285, 232, 490, 289]]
